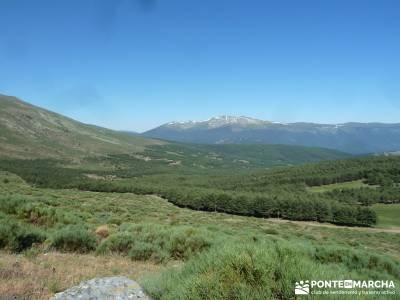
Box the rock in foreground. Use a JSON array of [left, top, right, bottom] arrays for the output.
[[51, 276, 150, 300]]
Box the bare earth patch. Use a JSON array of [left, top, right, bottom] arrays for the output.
[[0, 251, 160, 300]]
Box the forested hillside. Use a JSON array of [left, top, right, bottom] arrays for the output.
[[1, 155, 398, 227], [77, 155, 399, 226]]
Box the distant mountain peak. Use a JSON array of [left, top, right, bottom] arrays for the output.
[[209, 115, 266, 123], [164, 115, 268, 129]]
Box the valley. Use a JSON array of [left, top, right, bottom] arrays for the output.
[[0, 96, 399, 299], [2, 1, 399, 298]]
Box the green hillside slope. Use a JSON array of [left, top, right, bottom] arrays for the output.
[[0, 94, 163, 159]]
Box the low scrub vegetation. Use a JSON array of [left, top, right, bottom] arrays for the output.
[[0, 186, 213, 262], [50, 225, 98, 253], [0, 159, 399, 299], [97, 224, 212, 262], [313, 246, 400, 278], [142, 241, 400, 300], [0, 213, 46, 252]]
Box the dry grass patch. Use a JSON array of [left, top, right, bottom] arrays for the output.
[[0, 251, 161, 300], [95, 225, 111, 239]]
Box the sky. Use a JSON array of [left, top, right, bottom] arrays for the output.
[[1, 0, 399, 132]]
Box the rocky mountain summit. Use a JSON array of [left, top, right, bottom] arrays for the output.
[[165, 115, 269, 129]]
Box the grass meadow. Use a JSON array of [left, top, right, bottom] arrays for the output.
[[306, 180, 372, 193], [372, 203, 400, 228]]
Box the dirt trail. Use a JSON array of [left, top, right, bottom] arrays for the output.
[[266, 218, 400, 234]]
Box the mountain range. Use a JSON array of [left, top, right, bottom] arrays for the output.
[[143, 116, 400, 154], [0, 95, 349, 168], [2, 94, 398, 158]]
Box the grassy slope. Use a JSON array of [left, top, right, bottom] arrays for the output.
[[0, 94, 163, 159], [0, 172, 399, 299]]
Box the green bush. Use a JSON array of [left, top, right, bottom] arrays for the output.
[[50, 225, 97, 253], [128, 241, 168, 262], [142, 242, 340, 300], [12, 230, 46, 252], [0, 214, 46, 252], [97, 232, 135, 254], [168, 227, 211, 260]]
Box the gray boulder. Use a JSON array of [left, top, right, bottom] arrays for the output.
[[51, 276, 150, 300]]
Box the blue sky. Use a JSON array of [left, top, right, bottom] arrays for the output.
[[1, 0, 399, 132]]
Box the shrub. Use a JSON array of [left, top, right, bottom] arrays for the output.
[[96, 232, 135, 254], [11, 229, 46, 252], [142, 242, 341, 300], [50, 225, 97, 253], [128, 242, 168, 262], [0, 214, 46, 252], [168, 227, 211, 260]]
